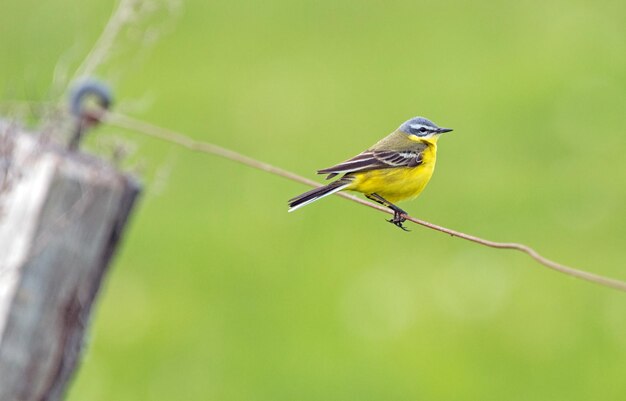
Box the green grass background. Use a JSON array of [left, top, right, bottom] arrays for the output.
[[2, 0, 626, 400]]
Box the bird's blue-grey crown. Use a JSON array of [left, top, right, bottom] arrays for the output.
[[399, 116, 453, 137]]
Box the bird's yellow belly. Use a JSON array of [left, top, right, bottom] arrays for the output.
[[348, 162, 436, 204]]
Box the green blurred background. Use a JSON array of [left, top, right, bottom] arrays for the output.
[[2, 0, 626, 399]]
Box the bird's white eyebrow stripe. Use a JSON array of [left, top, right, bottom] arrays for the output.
[[409, 124, 435, 130]]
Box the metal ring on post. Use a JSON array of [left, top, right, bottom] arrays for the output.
[[68, 80, 113, 151]]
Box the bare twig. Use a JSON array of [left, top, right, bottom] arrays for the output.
[[102, 110, 626, 293], [69, 0, 182, 88], [71, 0, 138, 82]]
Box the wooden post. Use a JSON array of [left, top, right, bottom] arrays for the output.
[[0, 122, 140, 401]]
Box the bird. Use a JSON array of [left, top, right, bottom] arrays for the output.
[[288, 116, 453, 231]]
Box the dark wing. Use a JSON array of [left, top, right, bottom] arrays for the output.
[[317, 149, 424, 180]]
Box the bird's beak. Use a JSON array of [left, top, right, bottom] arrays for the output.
[[437, 127, 453, 134]]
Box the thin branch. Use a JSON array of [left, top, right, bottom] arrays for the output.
[[69, 0, 182, 90], [102, 110, 626, 293], [71, 0, 137, 83]]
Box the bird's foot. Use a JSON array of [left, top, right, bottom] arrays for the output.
[[387, 210, 409, 231]]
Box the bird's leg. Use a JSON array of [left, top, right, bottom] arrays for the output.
[[365, 193, 410, 231]]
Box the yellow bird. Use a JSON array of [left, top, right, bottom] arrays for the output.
[[288, 116, 453, 230]]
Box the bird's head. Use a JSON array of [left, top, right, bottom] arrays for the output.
[[399, 117, 453, 141]]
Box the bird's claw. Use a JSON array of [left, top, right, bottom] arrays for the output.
[[387, 212, 410, 231]]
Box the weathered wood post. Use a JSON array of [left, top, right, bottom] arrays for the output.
[[0, 120, 140, 401]]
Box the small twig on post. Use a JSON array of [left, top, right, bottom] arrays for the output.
[[70, 0, 137, 83]]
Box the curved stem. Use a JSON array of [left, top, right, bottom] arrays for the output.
[[102, 110, 626, 293]]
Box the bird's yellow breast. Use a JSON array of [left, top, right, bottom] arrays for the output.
[[347, 139, 437, 204]]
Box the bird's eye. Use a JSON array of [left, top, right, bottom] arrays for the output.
[[419, 127, 427, 133]]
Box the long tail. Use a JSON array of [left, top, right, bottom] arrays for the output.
[[288, 180, 351, 212]]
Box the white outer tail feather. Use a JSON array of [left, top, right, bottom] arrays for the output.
[[288, 183, 351, 213]]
